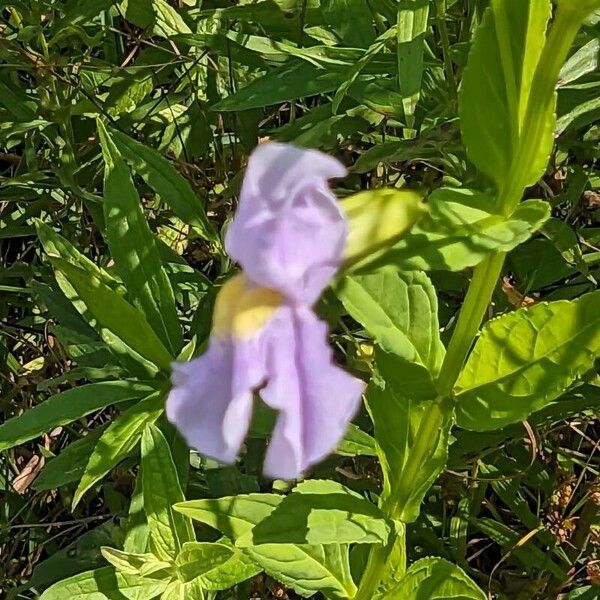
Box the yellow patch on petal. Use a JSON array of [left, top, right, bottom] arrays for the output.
[[212, 274, 284, 339]]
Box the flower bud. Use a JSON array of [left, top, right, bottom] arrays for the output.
[[341, 188, 427, 268]]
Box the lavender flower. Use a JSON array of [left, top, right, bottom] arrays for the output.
[[166, 142, 365, 480]]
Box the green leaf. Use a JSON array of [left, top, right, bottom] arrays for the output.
[[387, 557, 486, 599], [175, 542, 233, 583], [50, 257, 173, 373], [396, 0, 429, 122], [39, 567, 168, 600], [141, 424, 195, 560], [73, 393, 164, 508], [237, 480, 391, 547], [213, 61, 345, 111], [370, 188, 550, 272], [109, 128, 217, 241], [191, 542, 261, 591], [455, 291, 600, 430], [336, 424, 377, 457], [174, 494, 283, 541], [248, 544, 357, 599], [98, 120, 182, 355], [36, 221, 125, 295], [459, 0, 553, 188], [320, 0, 375, 47], [0, 381, 151, 452], [100, 548, 172, 578], [559, 38, 600, 86], [34, 428, 104, 490], [366, 354, 453, 522], [152, 0, 192, 37], [338, 267, 444, 382], [174, 494, 356, 598]]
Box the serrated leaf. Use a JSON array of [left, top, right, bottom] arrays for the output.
[[109, 128, 217, 242], [459, 0, 553, 188], [141, 424, 195, 560], [455, 291, 600, 430], [0, 381, 151, 452], [237, 480, 391, 547], [387, 557, 486, 599], [39, 567, 168, 600], [98, 120, 182, 355], [50, 257, 173, 373], [73, 393, 164, 508]]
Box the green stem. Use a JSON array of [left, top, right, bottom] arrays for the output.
[[437, 252, 506, 396], [354, 7, 588, 599]]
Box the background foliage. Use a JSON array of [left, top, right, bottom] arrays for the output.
[[1, 0, 599, 598]]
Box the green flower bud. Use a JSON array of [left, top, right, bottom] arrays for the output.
[[341, 188, 427, 269]]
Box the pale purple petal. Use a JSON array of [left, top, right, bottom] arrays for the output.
[[259, 306, 365, 480], [226, 142, 348, 305], [166, 334, 267, 464]]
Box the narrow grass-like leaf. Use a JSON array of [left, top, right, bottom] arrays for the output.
[[73, 392, 164, 508], [50, 257, 173, 372], [0, 381, 151, 452], [98, 120, 182, 355], [396, 0, 429, 123], [109, 128, 217, 242]]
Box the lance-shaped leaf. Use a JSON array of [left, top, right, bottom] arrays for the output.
[[0, 381, 151, 452], [141, 424, 195, 560], [459, 0, 553, 188], [338, 267, 445, 393], [455, 291, 600, 431], [39, 567, 168, 600], [236, 480, 391, 547], [387, 557, 486, 600], [367, 188, 550, 272], [109, 128, 217, 242], [175, 494, 356, 598], [396, 0, 429, 123], [73, 393, 164, 508], [366, 352, 453, 522], [98, 120, 182, 355], [49, 257, 173, 373], [175, 542, 233, 583]]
